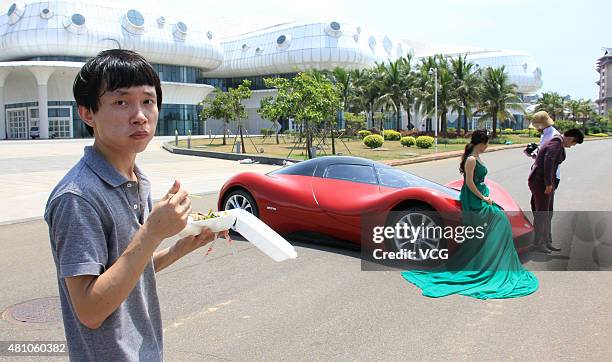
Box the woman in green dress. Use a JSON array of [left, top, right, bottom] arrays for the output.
[[401, 130, 538, 299]]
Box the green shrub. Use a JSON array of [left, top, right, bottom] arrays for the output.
[[358, 130, 372, 139], [588, 126, 602, 134], [589, 133, 609, 137], [489, 136, 511, 144], [416, 136, 435, 149], [503, 128, 514, 134], [439, 138, 469, 144], [554, 120, 580, 133], [363, 134, 384, 148], [448, 127, 456, 133], [400, 136, 416, 147], [260, 128, 275, 136], [383, 129, 401, 140]]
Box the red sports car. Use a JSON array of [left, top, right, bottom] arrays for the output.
[[218, 156, 533, 259]]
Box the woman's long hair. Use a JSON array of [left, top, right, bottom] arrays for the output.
[[459, 129, 489, 175]]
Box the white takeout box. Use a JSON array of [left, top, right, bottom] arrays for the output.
[[178, 211, 236, 237], [177, 209, 297, 262]]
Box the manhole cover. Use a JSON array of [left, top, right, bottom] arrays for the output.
[[2, 297, 62, 324]]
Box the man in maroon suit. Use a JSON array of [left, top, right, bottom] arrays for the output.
[[528, 128, 584, 253]]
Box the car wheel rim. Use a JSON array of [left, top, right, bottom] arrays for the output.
[[393, 212, 441, 261], [225, 194, 253, 214]]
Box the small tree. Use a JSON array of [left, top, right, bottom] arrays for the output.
[[199, 89, 232, 145], [263, 72, 340, 159], [258, 95, 285, 144], [228, 80, 253, 153], [343, 112, 366, 137]]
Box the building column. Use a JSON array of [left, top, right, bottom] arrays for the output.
[[30, 68, 55, 139], [0, 70, 9, 140]]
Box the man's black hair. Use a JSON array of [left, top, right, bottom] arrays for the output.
[[73, 49, 162, 136], [564, 128, 584, 144]]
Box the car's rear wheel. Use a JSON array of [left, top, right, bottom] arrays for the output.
[[385, 206, 446, 264], [223, 189, 259, 217]]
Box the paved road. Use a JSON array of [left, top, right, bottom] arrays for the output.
[[1, 140, 611, 360], [0, 137, 276, 223]]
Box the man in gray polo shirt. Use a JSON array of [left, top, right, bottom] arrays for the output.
[[45, 49, 226, 361]]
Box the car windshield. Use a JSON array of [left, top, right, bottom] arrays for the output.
[[376, 166, 460, 199]]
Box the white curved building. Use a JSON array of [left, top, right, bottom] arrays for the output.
[[0, 0, 543, 139]]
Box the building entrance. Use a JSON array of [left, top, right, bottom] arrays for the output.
[[7, 108, 28, 139]]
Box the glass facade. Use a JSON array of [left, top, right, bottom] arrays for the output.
[[198, 72, 297, 91], [153, 64, 199, 83], [157, 104, 203, 136], [7, 58, 209, 137]]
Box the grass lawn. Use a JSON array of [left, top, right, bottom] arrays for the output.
[[176, 133, 543, 161]]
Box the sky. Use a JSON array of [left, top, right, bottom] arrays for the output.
[[3, 0, 610, 100]]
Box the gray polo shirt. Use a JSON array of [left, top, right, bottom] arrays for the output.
[[44, 146, 163, 361]]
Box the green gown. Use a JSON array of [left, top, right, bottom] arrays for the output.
[[401, 158, 539, 299]]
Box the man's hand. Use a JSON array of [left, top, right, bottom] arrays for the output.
[[544, 185, 553, 195], [145, 180, 191, 241], [154, 228, 232, 272], [175, 229, 231, 257]]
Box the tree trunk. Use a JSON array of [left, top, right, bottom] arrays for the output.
[[457, 109, 463, 136], [406, 103, 413, 130], [492, 113, 498, 139], [331, 122, 336, 155], [396, 109, 402, 131], [463, 103, 469, 134], [441, 111, 447, 134], [223, 122, 227, 145], [239, 124, 246, 153], [305, 119, 313, 159], [275, 120, 280, 144]]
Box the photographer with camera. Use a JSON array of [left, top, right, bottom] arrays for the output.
[[524, 111, 561, 252]]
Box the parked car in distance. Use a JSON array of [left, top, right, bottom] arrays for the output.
[[30, 126, 40, 139]]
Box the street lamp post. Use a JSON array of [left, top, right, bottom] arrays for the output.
[[429, 67, 438, 150]]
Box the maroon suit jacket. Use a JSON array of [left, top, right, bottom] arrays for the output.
[[528, 135, 566, 187]]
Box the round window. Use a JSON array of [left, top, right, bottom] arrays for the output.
[[126, 9, 144, 27], [276, 35, 286, 45], [40, 7, 53, 19], [71, 13, 85, 26], [176, 21, 187, 33], [330, 21, 340, 31], [7, 3, 16, 16]]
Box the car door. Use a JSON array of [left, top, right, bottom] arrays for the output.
[[261, 173, 324, 233], [311, 163, 380, 240]]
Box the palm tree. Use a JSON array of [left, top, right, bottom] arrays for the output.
[[399, 54, 417, 130], [414, 55, 454, 134], [578, 99, 594, 132], [536, 92, 565, 120], [566, 99, 582, 121], [450, 55, 481, 134], [352, 68, 382, 129], [377, 59, 408, 131], [477, 66, 523, 139], [328, 67, 352, 112]]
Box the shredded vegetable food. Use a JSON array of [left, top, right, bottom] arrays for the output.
[[190, 209, 219, 221]]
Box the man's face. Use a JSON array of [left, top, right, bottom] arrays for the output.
[[563, 136, 578, 148], [80, 85, 158, 154]]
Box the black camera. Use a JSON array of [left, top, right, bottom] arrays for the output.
[[524, 143, 538, 156]]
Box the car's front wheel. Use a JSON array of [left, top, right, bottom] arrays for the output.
[[223, 189, 259, 217], [385, 206, 446, 264]]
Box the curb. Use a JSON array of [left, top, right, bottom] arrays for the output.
[[164, 136, 612, 167], [163, 142, 301, 165], [383, 136, 611, 166]]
